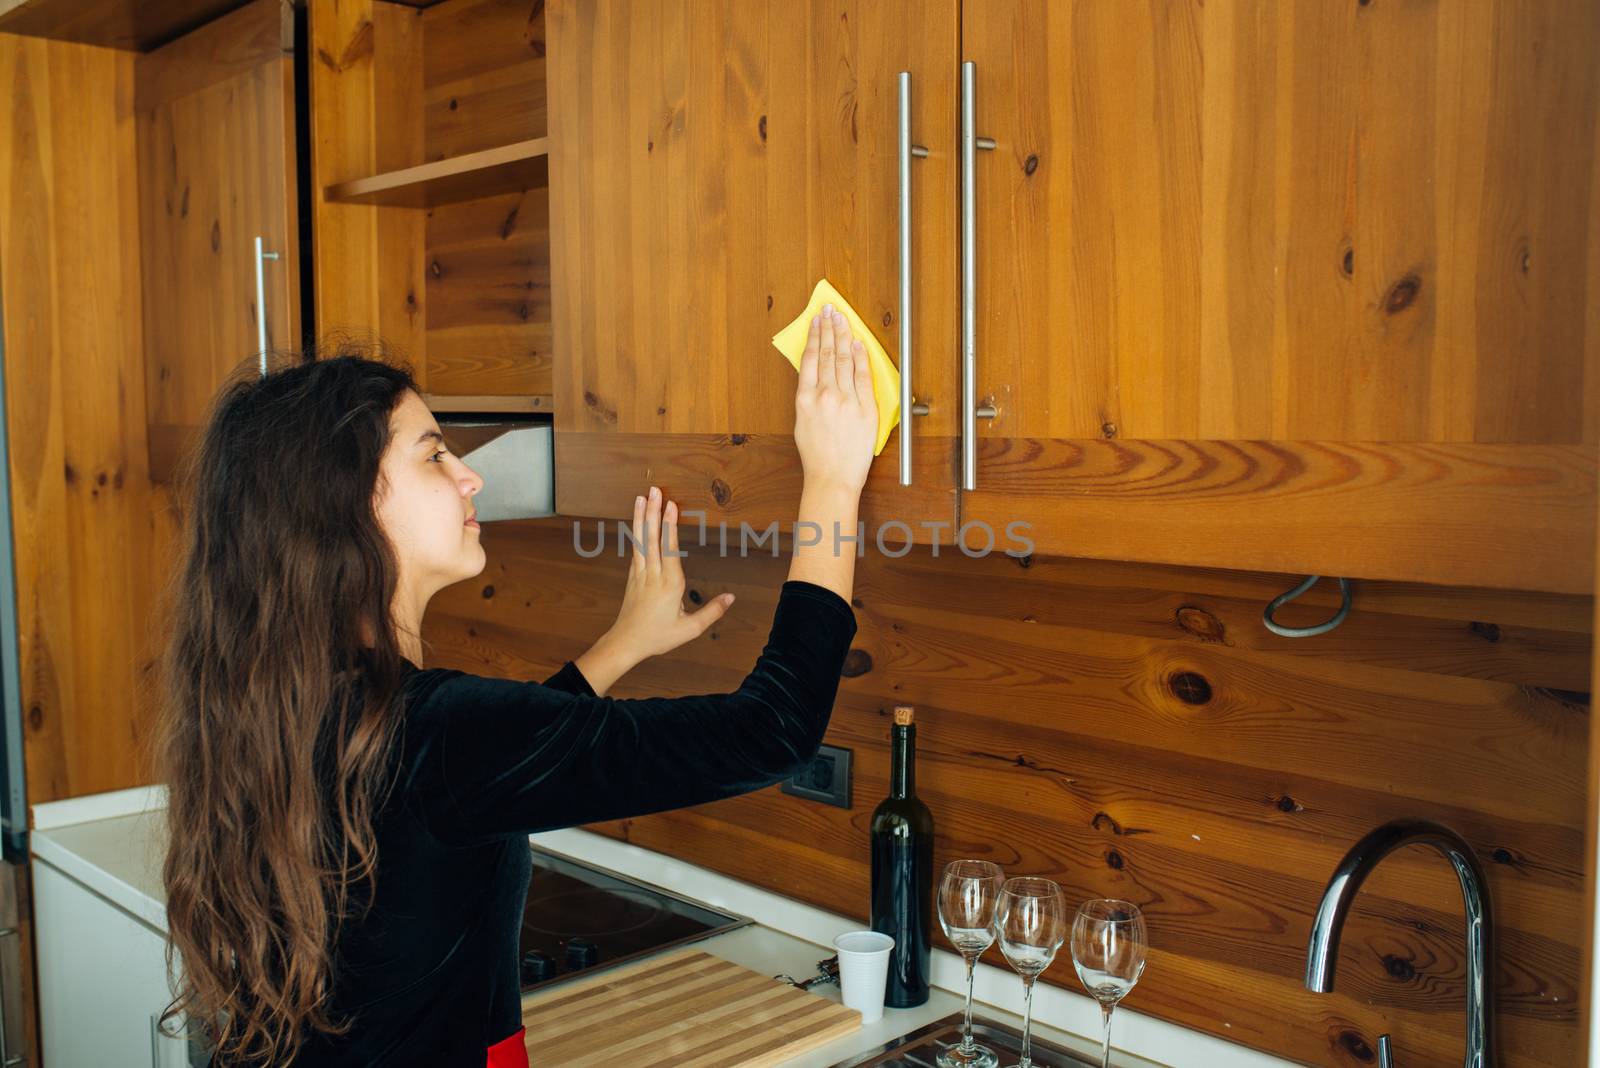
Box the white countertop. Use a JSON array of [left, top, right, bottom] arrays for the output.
[[30, 791, 167, 933], [31, 787, 1303, 1068]]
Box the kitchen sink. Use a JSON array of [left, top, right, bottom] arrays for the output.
[[832, 1014, 1102, 1067]]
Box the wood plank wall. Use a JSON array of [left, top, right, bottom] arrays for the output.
[[0, 33, 178, 807], [308, 0, 427, 361], [310, 0, 551, 399], [424, 518, 1592, 1068], [420, 0, 550, 398]]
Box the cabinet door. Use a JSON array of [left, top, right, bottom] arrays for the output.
[[139, 0, 301, 482], [960, 1, 1598, 593], [33, 860, 176, 1068], [549, 0, 960, 544]]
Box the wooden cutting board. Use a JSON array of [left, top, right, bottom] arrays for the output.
[[520, 947, 862, 1067]]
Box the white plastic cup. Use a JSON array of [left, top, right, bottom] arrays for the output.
[[832, 930, 894, 1023]]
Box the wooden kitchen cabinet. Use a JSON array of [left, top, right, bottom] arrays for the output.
[[139, 0, 301, 482], [309, 0, 554, 415], [548, 0, 1597, 592], [546, 0, 962, 543], [958, 0, 1600, 594]]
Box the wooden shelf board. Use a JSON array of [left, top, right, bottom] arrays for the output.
[[326, 136, 550, 207], [422, 393, 553, 415]]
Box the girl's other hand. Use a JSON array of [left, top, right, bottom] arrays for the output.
[[603, 486, 734, 663]]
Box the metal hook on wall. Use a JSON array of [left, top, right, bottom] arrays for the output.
[[1263, 576, 1352, 638]]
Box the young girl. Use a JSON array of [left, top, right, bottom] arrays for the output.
[[157, 309, 878, 1067]]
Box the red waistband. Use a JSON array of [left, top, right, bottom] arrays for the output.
[[486, 1026, 529, 1068]]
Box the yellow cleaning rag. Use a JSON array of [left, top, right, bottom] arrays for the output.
[[771, 278, 901, 456]]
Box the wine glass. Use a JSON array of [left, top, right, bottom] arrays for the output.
[[1070, 899, 1148, 1068], [993, 878, 1066, 1068], [936, 860, 1005, 1068]]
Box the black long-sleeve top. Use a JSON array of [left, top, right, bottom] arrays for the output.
[[266, 578, 857, 1067]]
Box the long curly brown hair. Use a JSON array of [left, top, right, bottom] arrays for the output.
[[154, 352, 422, 1065]]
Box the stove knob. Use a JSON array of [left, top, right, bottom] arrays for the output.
[[520, 951, 558, 984], [565, 938, 600, 970]]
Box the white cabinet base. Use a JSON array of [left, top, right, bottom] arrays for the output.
[[32, 860, 193, 1068]]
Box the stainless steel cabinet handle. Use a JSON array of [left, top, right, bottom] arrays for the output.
[[960, 61, 998, 491], [897, 72, 931, 488], [254, 235, 281, 375]]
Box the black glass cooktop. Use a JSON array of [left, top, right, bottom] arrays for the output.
[[517, 847, 752, 993]]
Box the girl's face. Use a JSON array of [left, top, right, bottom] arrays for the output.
[[375, 391, 486, 599]]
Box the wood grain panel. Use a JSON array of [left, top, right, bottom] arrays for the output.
[[555, 431, 962, 549], [420, 0, 545, 161], [422, 393, 551, 414], [959, 437, 1596, 595], [307, 0, 427, 365], [136, 0, 289, 104], [962, 0, 1600, 446], [423, 518, 1593, 1068], [547, 0, 961, 530], [424, 185, 552, 396], [311, 0, 553, 401], [137, 0, 299, 482], [0, 33, 180, 801], [1464, 1, 1600, 446], [1, 39, 187, 1066]]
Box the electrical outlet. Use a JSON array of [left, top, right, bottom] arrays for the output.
[[781, 744, 852, 809]]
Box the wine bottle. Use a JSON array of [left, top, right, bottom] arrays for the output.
[[869, 705, 934, 1007]]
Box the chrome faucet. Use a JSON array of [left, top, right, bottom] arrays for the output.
[[1304, 819, 1493, 1068]]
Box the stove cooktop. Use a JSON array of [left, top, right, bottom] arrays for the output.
[[517, 847, 753, 994]]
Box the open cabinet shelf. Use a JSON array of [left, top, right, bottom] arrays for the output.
[[325, 136, 550, 207], [311, 0, 554, 411]]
